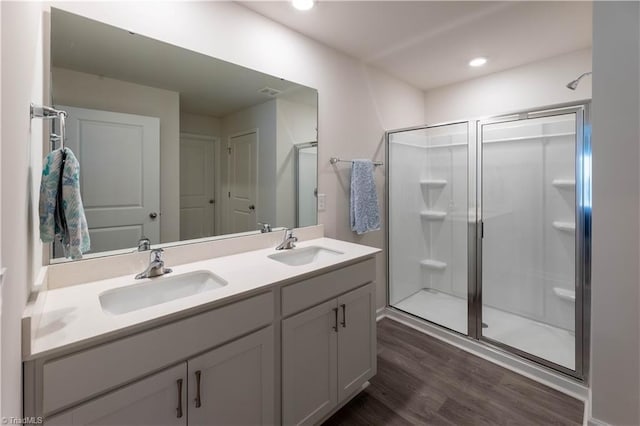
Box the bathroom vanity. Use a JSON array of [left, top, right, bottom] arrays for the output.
[[22, 233, 379, 425]]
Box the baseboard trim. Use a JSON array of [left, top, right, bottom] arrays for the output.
[[380, 307, 589, 401], [587, 417, 611, 426]]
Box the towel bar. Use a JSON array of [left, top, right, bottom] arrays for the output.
[[30, 103, 67, 150], [330, 157, 383, 166]]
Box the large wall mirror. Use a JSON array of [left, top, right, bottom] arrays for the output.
[[49, 9, 318, 262]]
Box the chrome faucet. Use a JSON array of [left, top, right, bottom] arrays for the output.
[[259, 222, 272, 233], [137, 237, 151, 251], [135, 248, 173, 279], [276, 229, 298, 250]]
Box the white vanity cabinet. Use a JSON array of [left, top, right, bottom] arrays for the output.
[[46, 326, 275, 426], [187, 326, 274, 426], [281, 259, 376, 426], [282, 299, 339, 425], [46, 363, 188, 426], [25, 250, 378, 426]]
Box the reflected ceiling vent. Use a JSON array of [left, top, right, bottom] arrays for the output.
[[259, 87, 282, 97]]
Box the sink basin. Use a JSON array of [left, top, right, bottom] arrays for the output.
[[268, 246, 344, 266], [99, 270, 227, 315]]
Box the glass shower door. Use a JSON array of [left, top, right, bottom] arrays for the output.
[[388, 122, 469, 334], [479, 110, 583, 374]]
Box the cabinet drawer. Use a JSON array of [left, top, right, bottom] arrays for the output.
[[43, 292, 273, 415], [281, 258, 375, 317]]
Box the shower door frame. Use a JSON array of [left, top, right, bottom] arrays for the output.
[[474, 103, 591, 381], [385, 101, 591, 382]]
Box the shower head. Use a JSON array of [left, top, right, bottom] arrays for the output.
[[566, 72, 592, 90]]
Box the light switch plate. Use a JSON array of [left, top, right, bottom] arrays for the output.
[[317, 193, 326, 211]]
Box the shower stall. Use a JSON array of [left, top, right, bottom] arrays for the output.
[[387, 103, 590, 380]]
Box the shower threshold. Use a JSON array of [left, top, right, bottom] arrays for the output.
[[394, 289, 575, 370]]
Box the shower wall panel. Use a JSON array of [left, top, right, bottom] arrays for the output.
[[388, 130, 428, 305], [482, 115, 576, 331]]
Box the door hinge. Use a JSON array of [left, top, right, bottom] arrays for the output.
[[227, 147, 231, 154], [480, 221, 484, 239], [228, 192, 231, 198]]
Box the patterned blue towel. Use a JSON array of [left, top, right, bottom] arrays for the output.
[[350, 159, 380, 234], [39, 148, 90, 259]]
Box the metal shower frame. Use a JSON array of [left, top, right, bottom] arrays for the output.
[[385, 101, 591, 382]]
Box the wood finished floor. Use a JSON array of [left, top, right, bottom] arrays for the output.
[[323, 318, 584, 426]]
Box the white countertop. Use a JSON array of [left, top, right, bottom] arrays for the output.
[[24, 238, 380, 361]]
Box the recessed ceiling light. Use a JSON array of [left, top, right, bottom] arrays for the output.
[[469, 57, 487, 67], [292, 0, 314, 11]]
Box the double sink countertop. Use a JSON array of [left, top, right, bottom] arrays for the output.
[[23, 237, 380, 361]]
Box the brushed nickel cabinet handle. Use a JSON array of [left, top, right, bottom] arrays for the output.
[[333, 307, 339, 332], [194, 370, 202, 408], [176, 378, 183, 419], [340, 304, 346, 328]]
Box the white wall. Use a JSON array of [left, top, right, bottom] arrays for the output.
[[50, 1, 426, 309], [424, 48, 592, 124], [0, 1, 45, 418], [52, 67, 181, 243], [590, 2, 640, 425], [221, 99, 278, 230], [180, 112, 221, 138], [276, 97, 317, 229]]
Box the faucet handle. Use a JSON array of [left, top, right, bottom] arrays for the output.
[[137, 237, 151, 251], [150, 248, 164, 261], [258, 222, 272, 233]]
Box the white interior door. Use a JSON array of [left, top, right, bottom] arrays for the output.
[[60, 105, 160, 255], [227, 131, 258, 233], [180, 134, 216, 240]]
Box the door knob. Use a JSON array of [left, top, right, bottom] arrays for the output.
[[149, 212, 158, 219], [248, 205, 255, 211]]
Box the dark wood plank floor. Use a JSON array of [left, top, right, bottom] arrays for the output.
[[324, 318, 584, 426]]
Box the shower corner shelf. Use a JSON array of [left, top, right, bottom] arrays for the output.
[[420, 179, 447, 188], [552, 179, 576, 189], [553, 287, 576, 302], [553, 221, 576, 232], [420, 259, 447, 270], [420, 210, 447, 220]]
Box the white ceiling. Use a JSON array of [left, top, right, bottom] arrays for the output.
[[240, 1, 593, 90], [51, 9, 316, 117]]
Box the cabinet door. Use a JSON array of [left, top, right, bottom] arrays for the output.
[[45, 364, 187, 426], [282, 299, 338, 426], [188, 326, 275, 426], [337, 283, 376, 401]]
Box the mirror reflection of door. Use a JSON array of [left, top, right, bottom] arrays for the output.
[[57, 105, 160, 257], [295, 142, 318, 227], [227, 130, 258, 233], [179, 133, 217, 240]]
